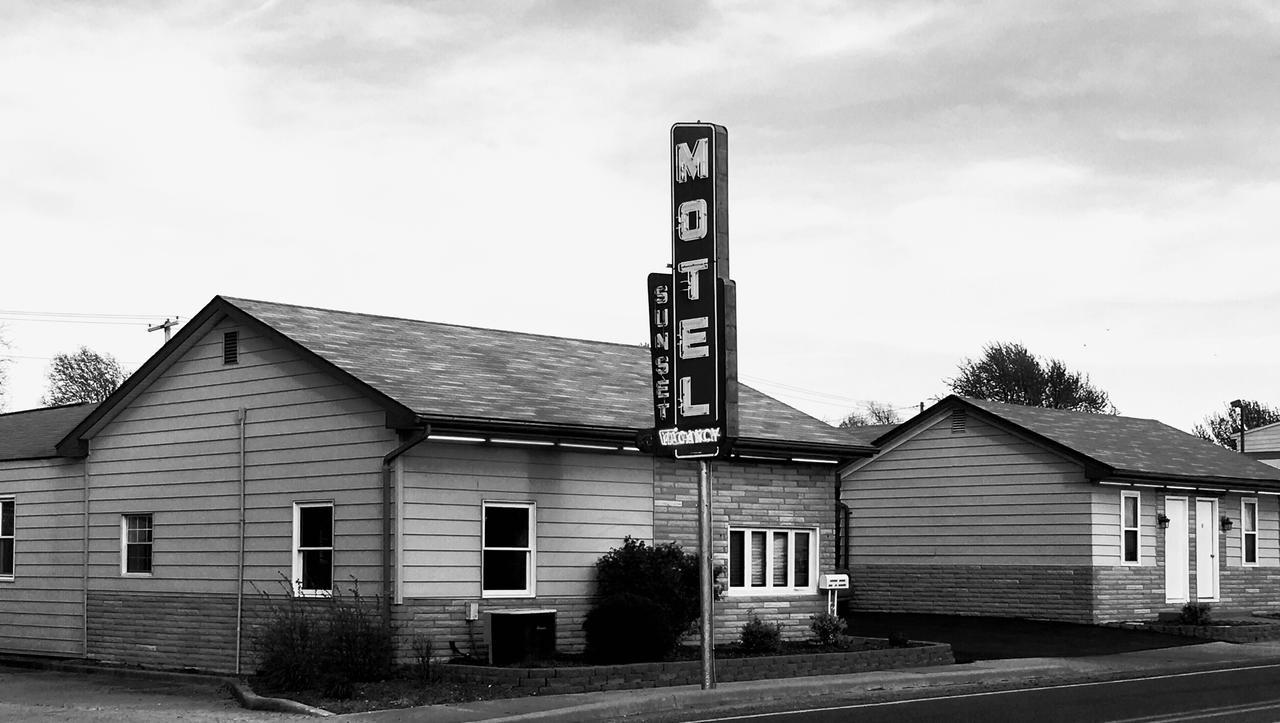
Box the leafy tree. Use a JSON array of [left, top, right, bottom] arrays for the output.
[[42, 346, 128, 406], [949, 341, 1115, 414], [1193, 400, 1280, 451], [839, 401, 902, 428]]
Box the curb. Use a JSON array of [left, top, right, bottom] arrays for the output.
[[224, 678, 334, 717], [0, 653, 332, 718]]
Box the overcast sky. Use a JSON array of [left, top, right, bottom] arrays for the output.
[[2, 1, 1278, 433]]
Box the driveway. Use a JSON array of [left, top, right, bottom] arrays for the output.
[[0, 665, 304, 722], [846, 612, 1206, 663]]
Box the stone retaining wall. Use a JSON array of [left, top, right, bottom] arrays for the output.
[[436, 640, 953, 696]]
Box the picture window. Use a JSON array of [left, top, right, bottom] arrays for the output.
[[728, 527, 815, 594]]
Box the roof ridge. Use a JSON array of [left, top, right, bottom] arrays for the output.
[[960, 396, 1161, 424], [0, 401, 94, 418], [221, 295, 650, 352]]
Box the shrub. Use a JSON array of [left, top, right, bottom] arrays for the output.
[[583, 593, 674, 663], [411, 634, 434, 682], [740, 615, 782, 654], [253, 577, 393, 698], [584, 537, 700, 663], [887, 630, 911, 648], [1180, 602, 1212, 625], [809, 612, 847, 645]]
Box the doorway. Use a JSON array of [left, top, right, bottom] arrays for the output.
[[1164, 497, 1188, 603], [1195, 498, 1219, 601]]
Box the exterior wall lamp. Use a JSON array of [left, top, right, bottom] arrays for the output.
[[1221, 515, 1234, 532], [1157, 513, 1171, 530]]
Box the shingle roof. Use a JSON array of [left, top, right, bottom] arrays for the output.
[[222, 297, 863, 452], [0, 403, 96, 460], [837, 423, 899, 446], [956, 396, 1280, 484]]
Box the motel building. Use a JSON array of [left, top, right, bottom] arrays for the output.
[[0, 295, 874, 672]]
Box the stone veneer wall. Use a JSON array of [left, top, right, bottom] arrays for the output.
[[88, 591, 240, 673], [653, 458, 836, 645], [845, 564, 1096, 624], [393, 596, 592, 665]]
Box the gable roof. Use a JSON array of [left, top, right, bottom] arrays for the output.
[[60, 296, 872, 460], [875, 396, 1280, 487], [0, 403, 96, 461]]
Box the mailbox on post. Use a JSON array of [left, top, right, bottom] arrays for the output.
[[818, 574, 849, 616]]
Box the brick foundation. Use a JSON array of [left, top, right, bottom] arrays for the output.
[[845, 564, 1096, 623], [393, 596, 594, 665], [88, 591, 240, 673]]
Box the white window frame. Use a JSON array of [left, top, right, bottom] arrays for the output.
[[1242, 498, 1259, 567], [726, 526, 818, 596], [0, 497, 13, 581], [1121, 491, 1141, 565], [481, 501, 535, 599], [292, 502, 334, 597], [120, 513, 154, 577]]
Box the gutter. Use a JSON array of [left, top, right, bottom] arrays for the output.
[[381, 426, 430, 627]]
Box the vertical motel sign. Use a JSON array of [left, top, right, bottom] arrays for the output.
[[649, 122, 738, 458]]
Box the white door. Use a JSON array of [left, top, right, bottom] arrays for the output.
[[1195, 498, 1219, 601], [1164, 497, 1189, 603]]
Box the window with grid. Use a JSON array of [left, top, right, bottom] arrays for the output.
[[1242, 498, 1258, 566], [1121, 492, 1140, 564], [482, 502, 535, 597], [293, 502, 333, 595], [1, 498, 13, 579], [727, 527, 816, 594], [121, 514, 153, 575]]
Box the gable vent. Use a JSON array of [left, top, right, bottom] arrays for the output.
[[223, 330, 240, 365], [950, 409, 967, 434]]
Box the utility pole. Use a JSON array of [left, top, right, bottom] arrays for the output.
[[147, 318, 179, 343]]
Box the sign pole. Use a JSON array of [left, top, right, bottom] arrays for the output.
[[699, 459, 715, 689]]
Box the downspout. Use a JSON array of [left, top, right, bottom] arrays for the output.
[[234, 408, 247, 675], [382, 426, 430, 627], [81, 448, 90, 658]]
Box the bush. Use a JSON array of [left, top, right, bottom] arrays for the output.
[[253, 577, 393, 698], [809, 612, 847, 645], [584, 537, 700, 663], [740, 615, 782, 654], [1180, 602, 1212, 625], [887, 630, 911, 648]]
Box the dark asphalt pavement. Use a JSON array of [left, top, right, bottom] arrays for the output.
[[845, 612, 1205, 662]]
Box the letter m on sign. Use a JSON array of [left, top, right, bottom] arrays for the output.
[[674, 139, 709, 182]]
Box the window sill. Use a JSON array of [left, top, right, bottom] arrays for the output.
[[293, 589, 334, 598], [121, 573, 154, 578], [725, 588, 817, 597], [482, 590, 536, 599]]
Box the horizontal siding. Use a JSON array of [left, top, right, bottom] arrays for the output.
[[843, 412, 1093, 565], [0, 458, 85, 656], [88, 318, 395, 595], [1246, 424, 1280, 452], [400, 443, 653, 600]]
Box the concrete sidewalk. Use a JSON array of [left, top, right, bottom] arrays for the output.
[[335, 641, 1280, 722]]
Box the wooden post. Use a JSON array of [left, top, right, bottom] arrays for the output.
[[699, 459, 716, 689]]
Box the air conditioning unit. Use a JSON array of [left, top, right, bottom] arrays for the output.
[[485, 608, 557, 665]]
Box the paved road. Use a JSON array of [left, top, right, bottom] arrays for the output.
[[0, 666, 304, 722], [686, 662, 1280, 722]]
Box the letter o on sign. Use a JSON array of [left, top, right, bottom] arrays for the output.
[[677, 199, 707, 241]]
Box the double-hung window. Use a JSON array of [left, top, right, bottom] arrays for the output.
[[293, 502, 334, 595], [482, 501, 535, 597], [121, 514, 153, 575], [0, 498, 13, 580], [1121, 491, 1140, 564], [1242, 498, 1258, 566], [728, 527, 816, 594]]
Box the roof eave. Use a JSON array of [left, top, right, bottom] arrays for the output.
[[1102, 469, 1280, 492]]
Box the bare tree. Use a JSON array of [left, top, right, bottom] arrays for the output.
[[42, 346, 128, 406], [839, 401, 903, 428]]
